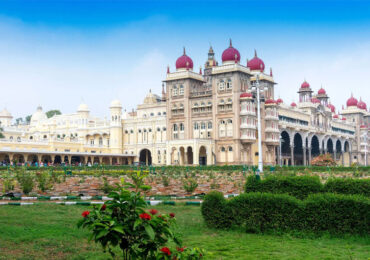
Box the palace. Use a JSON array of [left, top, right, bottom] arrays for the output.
[[0, 40, 369, 166]]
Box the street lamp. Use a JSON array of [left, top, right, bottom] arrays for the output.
[[251, 74, 268, 173]]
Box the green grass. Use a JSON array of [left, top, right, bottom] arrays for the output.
[[0, 204, 369, 259]]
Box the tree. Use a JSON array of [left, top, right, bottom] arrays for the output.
[[15, 118, 23, 125], [46, 110, 61, 118], [0, 127, 4, 138], [25, 115, 31, 123]]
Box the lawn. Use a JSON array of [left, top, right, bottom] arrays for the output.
[[0, 204, 369, 259]]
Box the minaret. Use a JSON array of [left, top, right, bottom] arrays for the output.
[[109, 99, 123, 154], [205, 45, 218, 69], [161, 83, 166, 102]]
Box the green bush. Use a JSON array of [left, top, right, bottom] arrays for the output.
[[245, 175, 323, 199], [201, 191, 232, 229], [202, 191, 370, 235], [15, 170, 34, 195], [305, 193, 369, 235], [324, 178, 370, 197]]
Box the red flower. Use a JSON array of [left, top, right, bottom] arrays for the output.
[[82, 211, 90, 218], [149, 209, 158, 215], [160, 247, 171, 256], [139, 213, 152, 220], [101, 204, 106, 211], [176, 246, 185, 252], [169, 213, 175, 218]]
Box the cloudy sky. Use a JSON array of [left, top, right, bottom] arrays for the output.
[[0, 0, 369, 118]]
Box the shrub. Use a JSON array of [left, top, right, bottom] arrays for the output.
[[78, 172, 204, 259], [183, 178, 198, 194], [202, 191, 370, 235], [201, 191, 232, 229], [35, 171, 53, 192], [245, 175, 323, 199], [324, 178, 370, 197], [311, 154, 336, 166], [305, 193, 370, 235], [228, 193, 304, 233], [99, 177, 114, 194], [15, 170, 34, 194]]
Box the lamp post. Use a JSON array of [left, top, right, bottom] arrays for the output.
[[251, 74, 267, 173]]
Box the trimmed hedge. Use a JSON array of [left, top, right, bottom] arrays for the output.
[[202, 191, 370, 235], [245, 175, 370, 198], [245, 175, 323, 199], [324, 178, 370, 197]]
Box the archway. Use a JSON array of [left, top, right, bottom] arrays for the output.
[[71, 156, 81, 165], [54, 155, 62, 164], [335, 140, 342, 162], [41, 155, 52, 164], [1, 154, 10, 164], [187, 147, 193, 165], [199, 146, 207, 165], [327, 139, 334, 157], [14, 154, 25, 164], [63, 155, 69, 164], [102, 157, 110, 165], [293, 133, 303, 165], [280, 131, 291, 165], [139, 149, 152, 166], [344, 141, 350, 166], [27, 154, 38, 164], [311, 136, 320, 158], [93, 157, 100, 165]]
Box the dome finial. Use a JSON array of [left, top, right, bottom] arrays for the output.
[[167, 65, 170, 74], [183, 47, 186, 55], [149, 89, 151, 93], [229, 38, 232, 47], [254, 49, 257, 57], [270, 67, 273, 76], [199, 66, 202, 75]]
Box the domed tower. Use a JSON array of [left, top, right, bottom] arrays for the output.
[[205, 46, 218, 69], [222, 39, 241, 65], [298, 80, 313, 103], [317, 87, 329, 106], [109, 99, 123, 153], [176, 48, 194, 71]]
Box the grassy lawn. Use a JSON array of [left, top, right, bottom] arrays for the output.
[[0, 204, 369, 259]]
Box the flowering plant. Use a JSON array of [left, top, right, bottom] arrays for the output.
[[78, 171, 204, 259]]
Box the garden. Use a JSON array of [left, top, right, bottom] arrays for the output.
[[0, 166, 369, 259]]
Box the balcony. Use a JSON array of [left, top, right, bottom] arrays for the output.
[[240, 123, 256, 130]]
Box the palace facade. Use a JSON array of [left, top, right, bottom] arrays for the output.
[[0, 41, 369, 166]]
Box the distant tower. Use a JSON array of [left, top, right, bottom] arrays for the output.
[[109, 99, 123, 153], [298, 80, 313, 103], [205, 46, 218, 69]]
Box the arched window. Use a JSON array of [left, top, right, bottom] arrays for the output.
[[227, 119, 233, 124], [228, 146, 233, 152], [208, 122, 212, 129], [148, 128, 152, 132], [99, 137, 103, 146], [143, 129, 147, 132], [219, 80, 225, 90], [125, 130, 128, 134], [9, 136, 13, 140], [158, 112, 161, 116], [150, 113, 154, 116], [17, 137, 21, 142], [163, 127, 166, 131], [173, 124, 178, 131], [157, 127, 161, 132], [194, 123, 199, 130], [29, 136, 33, 140], [180, 123, 184, 131], [43, 135, 47, 139], [130, 130, 134, 134], [179, 85, 184, 95], [221, 147, 226, 152], [201, 122, 206, 129], [138, 129, 142, 133]]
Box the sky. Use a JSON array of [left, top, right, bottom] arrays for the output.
[[0, 0, 370, 118]]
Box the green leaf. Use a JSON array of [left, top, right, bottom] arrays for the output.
[[133, 219, 141, 230], [112, 226, 125, 234], [144, 224, 155, 240], [95, 229, 109, 240]]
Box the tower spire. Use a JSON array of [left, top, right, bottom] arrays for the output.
[[183, 47, 186, 55], [254, 49, 257, 57], [229, 38, 232, 47]]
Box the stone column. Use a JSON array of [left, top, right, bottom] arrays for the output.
[[67, 155, 72, 165], [109, 157, 112, 165], [51, 155, 56, 164], [308, 146, 312, 165], [290, 145, 294, 166], [184, 152, 188, 165], [303, 146, 307, 166], [333, 149, 337, 162], [349, 151, 352, 165]]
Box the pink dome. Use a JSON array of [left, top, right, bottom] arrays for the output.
[[333, 114, 339, 119], [342, 117, 346, 121], [301, 81, 310, 88], [357, 98, 367, 110], [318, 88, 326, 95], [291, 102, 297, 107], [265, 99, 276, 104], [247, 50, 265, 72], [240, 92, 252, 98], [175, 48, 193, 70], [221, 39, 240, 63], [276, 98, 283, 104], [327, 103, 335, 113], [311, 98, 320, 104], [346, 95, 358, 107]]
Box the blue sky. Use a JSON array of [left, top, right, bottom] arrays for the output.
[[0, 0, 369, 117]]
